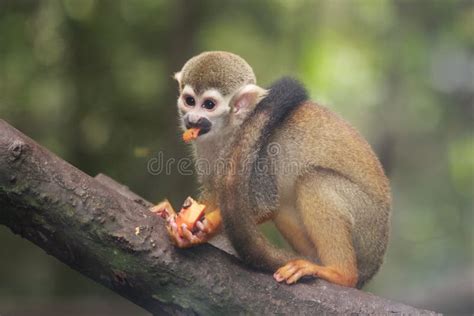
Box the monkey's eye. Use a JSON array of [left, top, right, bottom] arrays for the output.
[[202, 99, 216, 110], [184, 96, 195, 106]]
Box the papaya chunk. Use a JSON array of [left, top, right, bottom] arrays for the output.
[[182, 128, 200, 143], [176, 196, 206, 236]]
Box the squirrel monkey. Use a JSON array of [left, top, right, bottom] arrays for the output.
[[151, 51, 391, 288]]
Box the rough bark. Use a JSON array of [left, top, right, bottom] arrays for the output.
[[0, 119, 436, 315]]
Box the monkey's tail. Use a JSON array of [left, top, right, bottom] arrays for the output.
[[220, 77, 308, 271]]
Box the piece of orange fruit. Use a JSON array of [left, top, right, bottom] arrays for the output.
[[182, 128, 200, 143]]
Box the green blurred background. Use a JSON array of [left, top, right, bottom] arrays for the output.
[[0, 0, 472, 315]]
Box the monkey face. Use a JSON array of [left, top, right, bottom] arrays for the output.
[[177, 85, 233, 141]]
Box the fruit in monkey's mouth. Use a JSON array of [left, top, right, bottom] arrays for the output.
[[183, 128, 200, 143], [182, 126, 212, 142], [176, 197, 206, 236]]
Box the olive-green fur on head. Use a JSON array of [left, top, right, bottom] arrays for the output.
[[177, 51, 256, 96]]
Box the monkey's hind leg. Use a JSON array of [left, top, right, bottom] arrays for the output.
[[274, 172, 358, 287]]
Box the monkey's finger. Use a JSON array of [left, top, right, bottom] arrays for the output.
[[166, 222, 181, 244], [166, 224, 173, 236], [165, 217, 175, 234], [194, 230, 206, 240], [181, 224, 198, 243], [167, 221, 181, 240], [169, 219, 178, 232], [165, 216, 173, 226], [171, 229, 192, 248], [200, 218, 215, 234], [173, 235, 188, 248], [196, 220, 205, 232]]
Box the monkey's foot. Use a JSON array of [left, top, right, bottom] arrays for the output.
[[150, 198, 213, 249], [273, 259, 357, 287], [273, 259, 319, 285]]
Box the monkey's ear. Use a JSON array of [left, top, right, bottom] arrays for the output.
[[173, 71, 183, 92], [231, 84, 268, 116], [173, 71, 182, 84]]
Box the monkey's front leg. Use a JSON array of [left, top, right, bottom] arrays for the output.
[[150, 198, 222, 248]]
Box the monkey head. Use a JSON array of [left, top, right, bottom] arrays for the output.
[[174, 51, 267, 141]]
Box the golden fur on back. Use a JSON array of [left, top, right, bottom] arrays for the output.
[[272, 102, 391, 287]]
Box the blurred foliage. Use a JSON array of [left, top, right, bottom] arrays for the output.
[[0, 0, 472, 314]]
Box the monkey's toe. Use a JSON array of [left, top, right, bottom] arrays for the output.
[[273, 259, 317, 285]]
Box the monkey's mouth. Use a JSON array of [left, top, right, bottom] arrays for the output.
[[182, 120, 212, 143], [184, 118, 212, 138], [197, 126, 211, 136]]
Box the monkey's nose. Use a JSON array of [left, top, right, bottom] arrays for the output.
[[184, 116, 206, 129]]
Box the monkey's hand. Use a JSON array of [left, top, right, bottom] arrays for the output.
[[150, 198, 221, 248]]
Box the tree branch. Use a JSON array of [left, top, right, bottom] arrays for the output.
[[0, 119, 436, 315]]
